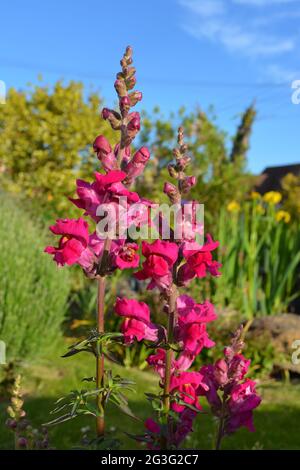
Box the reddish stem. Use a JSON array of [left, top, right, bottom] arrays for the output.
[[162, 286, 177, 449], [96, 275, 106, 437], [95, 237, 112, 437]]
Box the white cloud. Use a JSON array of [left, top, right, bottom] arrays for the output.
[[179, 0, 296, 57], [264, 64, 300, 82], [233, 0, 299, 6], [179, 0, 225, 16]]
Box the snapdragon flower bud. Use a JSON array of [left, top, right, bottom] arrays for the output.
[[17, 437, 28, 448], [214, 359, 228, 386], [163, 182, 181, 204], [181, 176, 196, 193], [168, 164, 179, 179], [93, 135, 112, 156], [125, 75, 136, 90], [120, 96, 131, 116], [114, 79, 127, 97], [128, 91, 142, 107], [5, 418, 17, 429], [125, 66, 136, 79], [176, 156, 191, 171], [124, 147, 150, 184], [122, 112, 141, 145], [127, 113, 140, 131], [101, 108, 122, 130], [93, 135, 117, 171]]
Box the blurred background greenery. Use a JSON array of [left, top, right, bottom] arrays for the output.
[[1, 81, 300, 449]]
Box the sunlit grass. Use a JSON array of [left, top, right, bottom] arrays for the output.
[[1, 350, 300, 450]]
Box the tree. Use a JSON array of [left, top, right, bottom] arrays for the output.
[[0, 81, 116, 219], [136, 105, 256, 227]]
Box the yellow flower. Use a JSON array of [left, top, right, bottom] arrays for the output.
[[47, 193, 54, 201], [275, 210, 291, 224], [255, 204, 265, 215], [263, 191, 282, 205], [227, 201, 241, 213], [251, 191, 261, 200]]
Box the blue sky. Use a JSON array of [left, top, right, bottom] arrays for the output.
[[0, 0, 299, 173]]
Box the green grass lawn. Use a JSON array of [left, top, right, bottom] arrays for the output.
[[1, 350, 300, 450]]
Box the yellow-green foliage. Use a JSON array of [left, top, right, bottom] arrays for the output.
[[282, 173, 300, 220], [0, 81, 116, 218], [137, 105, 256, 226]]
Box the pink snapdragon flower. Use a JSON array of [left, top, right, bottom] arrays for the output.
[[175, 295, 216, 357], [178, 234, 222, 285], [170, 371, 208, 413], [87, 233, 139, 271], [69, 179, 104, 220], [70, 170, 139, 221], [115, 298, 159, 344], [144, 418, 161, 450], [227, 379, 261, 433], [147, 347, 196, 380], [176, 295, 217, 323], [143, 409, 197, 449], [113, 242, 139, 269], [95, 171, 139, 203], [172, 409, 197, 447], [134, 240, 179, 291], [44, 218, 94, 268]]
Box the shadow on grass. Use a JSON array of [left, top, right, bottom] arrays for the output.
[[1, 396, 300, 450]]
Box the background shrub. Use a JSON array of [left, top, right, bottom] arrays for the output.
[[0, 191, 70, 366]]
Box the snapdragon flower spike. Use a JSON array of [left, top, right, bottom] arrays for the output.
[[115, 298, 159, 344], [102, 46, 144, 165], [198, 327, 261, 439]]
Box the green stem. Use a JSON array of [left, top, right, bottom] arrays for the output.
[[96, 275, 105, 437], [95, 236, 112, 437], [162, 287, 177, 449], [215, 397, 226, 450]]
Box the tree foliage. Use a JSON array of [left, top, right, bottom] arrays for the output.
[[0, 80, 256, 226], [0, 81, 115, 219], [136, 105, 256, 226]]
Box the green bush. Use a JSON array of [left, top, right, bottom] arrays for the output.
[[0, 192, 70, 365]]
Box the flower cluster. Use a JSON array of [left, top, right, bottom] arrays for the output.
[[199, 327, 261, 442], [45, 47, 150, 279], [6, 375, 50, 450], [45, 46, 261, 450]]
